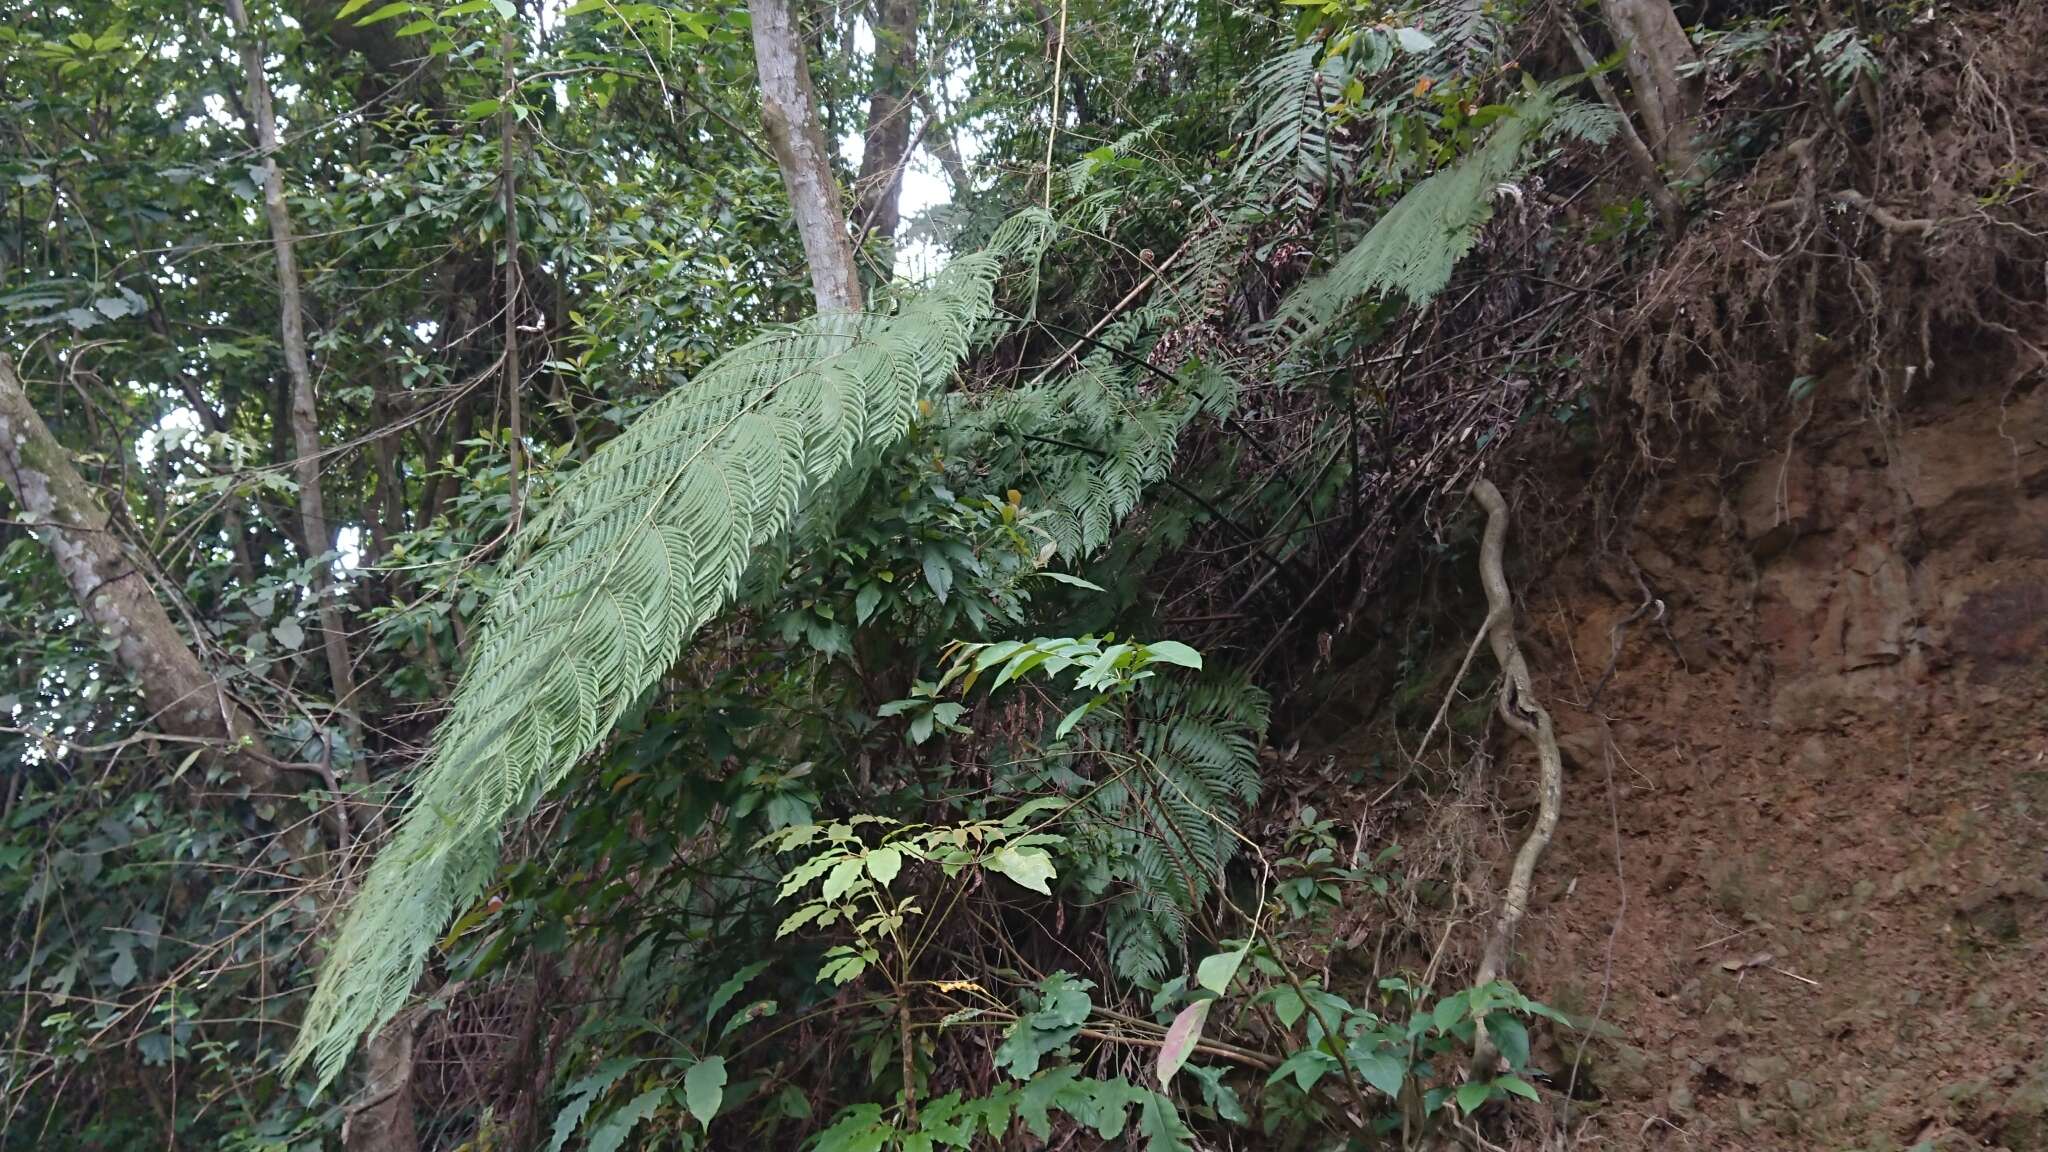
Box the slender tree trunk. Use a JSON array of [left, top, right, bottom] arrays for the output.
[[0, 356, 268, 783], [1557, 2, 1683, 229], [169, 376, 261, 586], [342, 1015, 420, 1152], [915, 91, 972, 199], [854, 0, 918, 245], [500, 27, 526, 532], [1597, 0, 1705, 181], [225, 16, 419, 1145], [748, 0, 864, 313], [227, 0, 362, 742]]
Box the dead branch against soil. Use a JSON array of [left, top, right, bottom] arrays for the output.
[[1469, 478, 1565, 1001]]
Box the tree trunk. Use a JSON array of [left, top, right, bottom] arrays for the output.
[[500, 26, 526, 532], [915, 91, 972, 200], [0, 356, 268, 784], [854, 0, 919, 245], [1557, 2, 1684, 230], [342, 1015, 420, 1152], [228, 0, 362, 744], [749, 0, 864, 313], [1597, 0, 1705, 181], [1, 353, 421, 1152]]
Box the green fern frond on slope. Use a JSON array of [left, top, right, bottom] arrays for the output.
[[940, 356, 1219, 561], [1409, 0, 1508, 79], [1066, 673, 1268, 984], [1268, 87, 1562, 342], [289, 211, 1055, 1086], [1234, 42, 1357, 210]]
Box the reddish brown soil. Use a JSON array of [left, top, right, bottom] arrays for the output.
[[1509, 377, 2048, 1149]]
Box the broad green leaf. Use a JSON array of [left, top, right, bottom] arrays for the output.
[[1136, 1090, 1195, 1151], [811, 1104, 891, 1152], [995, 974, 1093, 1079], [776, 904, 825, 937], [986, 845, 1056, 894], [1454, 1080, 1495, 1116], [1496, 1074, 1539, 1101], [684, 1056, 726, 1126], [1431, 992, 1467, 1032], [921, 550, 953, 602], [1141, 640, 1203, 669], [864, 845, 902, 886], [720, 999, 778, 1038], [1184, 1063, 1246, 1123], [1265, 1049, 1335, 1093], [821, 858, 864, 902], [1269, 986, 1304, 1029], [1193, 947, 1246, 996], [354, 2, 415, 26], [1054, 698, 1099, 739], [1487, 1014, 1529, 1071], [854, 583, 882, 623], [1349, 1045, 1406, 1098]]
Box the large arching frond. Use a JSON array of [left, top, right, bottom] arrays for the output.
[[290, 212, 1054, 1085]]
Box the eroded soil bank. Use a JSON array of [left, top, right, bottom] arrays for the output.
[[1512, 372, 2048, 1148]]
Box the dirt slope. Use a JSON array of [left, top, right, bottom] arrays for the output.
[[1513, 371, 2048, 1148]]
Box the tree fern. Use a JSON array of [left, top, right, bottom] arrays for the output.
[[930, 641, 1269, 986], [289, 211, 1054, 1085], [1409, 0, 1508, 80]]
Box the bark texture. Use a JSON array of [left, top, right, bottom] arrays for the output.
[[0, 356, 266, 778], [341, 1015, 420, 1152], [749, 0, 864, 313], [854, 0, 919, 243], [229, 0, 361, 735], [500, 27, 526, 531], [2, 352, 422, 1150], [1598, 0, 1705, 180]]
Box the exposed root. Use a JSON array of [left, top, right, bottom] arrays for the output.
[[1469, 478, 1564, 996]]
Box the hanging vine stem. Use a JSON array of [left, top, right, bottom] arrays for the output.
[[1467, 479, 1564, 1054], [1042, 0, 1068, 210]]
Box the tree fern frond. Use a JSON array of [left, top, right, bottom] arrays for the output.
[[290, 212, 1055, 1087], [1268, 89, 1560, 342], [940, 354, 1213, 561], [1234, 42, 1358, 209], [1409, 0, 1507, 79], [1543, 95, 1622, 147]]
